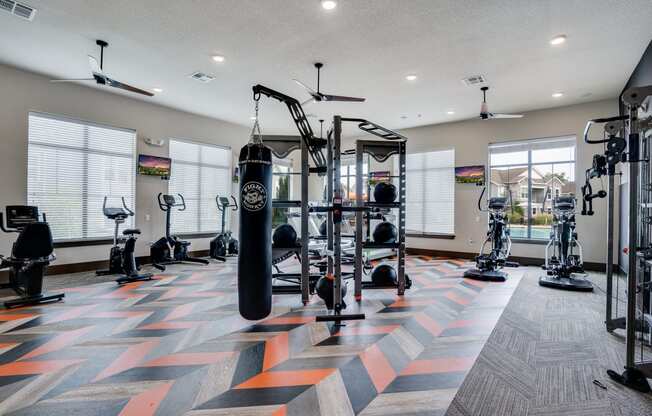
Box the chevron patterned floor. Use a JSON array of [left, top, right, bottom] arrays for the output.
[[0, 256, 522, 415], [446, 267, 652, 416]]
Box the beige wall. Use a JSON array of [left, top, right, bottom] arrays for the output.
[[394, 99, 619, 264], [0, 64, 249, 265], [0, 62, 619, 266]]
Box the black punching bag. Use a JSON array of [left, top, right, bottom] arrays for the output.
[[238, 142, 273, 320]]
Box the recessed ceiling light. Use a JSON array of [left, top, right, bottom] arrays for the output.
[[550, 34, 567, 46], [212, 55, 225, 63], [250, 116, 257, 120], [321, 1, 337, 10], [446, 110, 455, 115], [152, 88, 163, 93], [405, 74, 417, 81], [552, 92, 564, 98]]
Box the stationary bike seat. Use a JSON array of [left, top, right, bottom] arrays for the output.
[[122, 229, 141, 235]]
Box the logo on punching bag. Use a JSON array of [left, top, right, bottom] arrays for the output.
[[241, 182, 268, 211]]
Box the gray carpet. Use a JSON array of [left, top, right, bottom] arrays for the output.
[[446, 267, 652, 416]]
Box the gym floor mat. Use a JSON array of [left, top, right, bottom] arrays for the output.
[[0, 256, 521, 415]]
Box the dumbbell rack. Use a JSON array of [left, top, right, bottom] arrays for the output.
[[354, 139, 407, 300]]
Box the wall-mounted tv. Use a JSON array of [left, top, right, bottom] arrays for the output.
[[138, 154, 171, 177]]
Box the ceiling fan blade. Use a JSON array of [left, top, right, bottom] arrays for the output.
[[321, 94, 366, 102], [106, 78, 154, 96], [293, 79, 318, 96], [50, 78, 95, 82], [491, 113, 523, 119], [301, 98, 316, 107], [88, 55, 103, 75]]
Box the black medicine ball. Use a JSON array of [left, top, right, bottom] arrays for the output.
[[373, 221, 397, 244], [371, 264, 398, 287], [374, 182, 397, 203], [315, 276, 348, 310], [272, 224, 297, 247]]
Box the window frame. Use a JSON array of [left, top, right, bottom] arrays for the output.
[[27, 111, 137, 245], [488, 136, 576, 241], [167, 138, 232, 237]]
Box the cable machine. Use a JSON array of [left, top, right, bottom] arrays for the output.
[[584, 85, 652, 392]]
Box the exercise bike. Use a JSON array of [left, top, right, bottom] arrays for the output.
[[0, 206, 65, 309], [150, 193, 209, 270], [96, 196, 154, 284], [539, 193, 592, 291], [464, 187, 519, 281], [209, 195, 239, 261]]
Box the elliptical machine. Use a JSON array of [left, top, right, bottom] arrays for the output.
[[150, 193, 209, 270], [209, 195, 239, 261], [96, 197, 154, 284], [0, 206, 65, 308], [539, 192, 591, 291], [464, 187, 519, 281]]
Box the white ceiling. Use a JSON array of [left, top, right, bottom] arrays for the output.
[[1, 0, 651, 135]]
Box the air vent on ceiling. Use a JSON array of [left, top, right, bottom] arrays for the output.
[[0, 0, 36, 21], [189, 71, 215, 83], [462, 75, 486, 87]]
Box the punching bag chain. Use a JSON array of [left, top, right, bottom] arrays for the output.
[[250, 98, 263, 145]]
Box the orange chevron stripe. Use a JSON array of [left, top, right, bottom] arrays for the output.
[[271, 405, 287, 416], [414, 313, 443, 336], [463, 278, 488, 288], [0, 359, 84, 376], [400, 357, 475, 375], [336, 325, 400, 336], [262, 316, 315, 325], [0, 313, 37, 321], [389, 298, 436, 307], [262, 333, 289, 371], [139, 321, 201, 330], [144, 352, 234, 367], [359, 345, 395, 393], [99, 282, 145, 299], [93, 340, 159, 381], [445, 291, 471, 306], [235, 369, 335, 389], [20, 325, 96, 360], [118, 381, 173, 416]]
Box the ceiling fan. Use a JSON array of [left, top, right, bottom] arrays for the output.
[[51, 40, 154, 97], [479, 86, 522, 120], [293, 62, 365, 106]]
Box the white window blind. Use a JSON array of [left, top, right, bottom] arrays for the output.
[[406, 149, 455, 235], [27, 112, 136, 241], [168, 139, 231, 234]]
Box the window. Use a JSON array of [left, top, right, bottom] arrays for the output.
[[405, 149, 455, 235], [341, 155, 369, 201], [489, 136, 576, 240], [168, 139, 231, 235], [272, 158, 293, 227], [27, 112, 136, 242]]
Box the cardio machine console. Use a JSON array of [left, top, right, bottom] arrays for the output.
[[553, 196, 575, 212], [5, 206, 39, 229], [163, 195, 177, 206], [488, 197, 507, 211]]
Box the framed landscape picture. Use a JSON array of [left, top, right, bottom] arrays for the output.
[[455, 165, 485, 184]]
